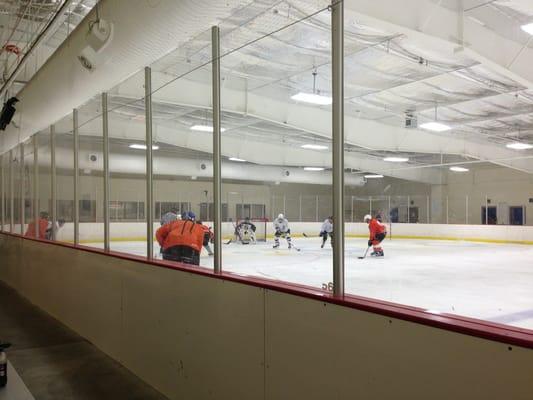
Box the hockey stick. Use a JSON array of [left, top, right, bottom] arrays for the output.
[[302, 232, 309, 238], [358, 246, 371, 260]]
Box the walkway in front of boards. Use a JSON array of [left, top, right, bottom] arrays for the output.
[[95, 237, 533, 330], [0, 282, 168, 400]]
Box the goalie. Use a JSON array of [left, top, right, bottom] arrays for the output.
[[235, 217, 257, 244]]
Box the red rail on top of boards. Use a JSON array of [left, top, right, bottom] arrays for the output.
[[2, 231, 533, 349]]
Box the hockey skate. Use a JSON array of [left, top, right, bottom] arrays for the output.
[[321, 242, 325, 249], [273, 242, 280, 249]]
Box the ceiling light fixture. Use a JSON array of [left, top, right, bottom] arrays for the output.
[[301, 144, 329, 150], [190, 125, 226, 133], [229, 157, 246, 162], [383, 157, 409, 162], [364, 174, 384, 179], [304, 167, 325, 171], [521, 23, 533, 36], [291, 69, 332, 105], [420, 103, 452, 132], [449, 166, 469, 172], [506, 142, 533, 150], [419, 121, 451, 132], [291, 92, 332, 105], [129, 144, 159, 150]]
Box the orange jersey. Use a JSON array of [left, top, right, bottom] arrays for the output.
[[25, 218, 48, 239], [156, 219, 205, 252], [368, 218, 386, 241]]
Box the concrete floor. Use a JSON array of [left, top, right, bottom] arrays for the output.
[[0, 282, 168, 400]]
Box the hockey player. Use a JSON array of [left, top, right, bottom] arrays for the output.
[[25, 211, 49, 239], [160, 207, 180, 226], [156, 211, 204, 266], [273, 213, 292, 249], [319, 216, 333, 248], [199, 222, 214, 256], [235, 217, 257, 244], [364, 214, 387, 257], [46, 219, 65, 240]]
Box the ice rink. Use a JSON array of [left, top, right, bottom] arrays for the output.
[[84, 237, 533, 330]]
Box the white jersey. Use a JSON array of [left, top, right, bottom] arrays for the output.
[[320, 219, 333, 233], [273, 217, 289, 233]]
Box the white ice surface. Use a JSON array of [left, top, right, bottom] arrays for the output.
[[83, 238, 533, 330]]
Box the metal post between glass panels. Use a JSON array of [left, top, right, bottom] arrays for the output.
[[10, 149, 14, 232], [33, 136, 39, 238], [0, 156, 3, 231], [485, 195, 488, 225], [50, 125, 57, 241], [407, 195, 410, 224], [426, 195, 430, 224], [73, 109, 79, 245], [446, 196, 450, 224], [331, 0, 344, 297], [212, 25, 222, 274], [465, 195, 469, 225], [19, 143, 24, 234], [102, 93, 110, 251], [299, 194, 302, 221], [145, 67, 154, 259]]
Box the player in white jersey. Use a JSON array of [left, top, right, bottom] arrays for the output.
[[319, 216, 333, 248], [273, 214, 292, 249], [235, 217, 257, 244]]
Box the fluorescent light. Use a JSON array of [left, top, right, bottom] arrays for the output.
[[521, 23, 533, 36], [450, 166, 469, 172], [383, 157, 409, 162], [291, 92, 332, 105], [506, 142, 533, 150], [229, 157, 246, 162], [419, 122, 451, 132], [190, 125, 226, 133], [364, 174, 384, 179], [301, 144, 329, 150], [129, 144, 159, 150], [304, 167, 325, 171]]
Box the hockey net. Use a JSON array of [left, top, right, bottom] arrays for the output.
[[236, 218, 268, 242]]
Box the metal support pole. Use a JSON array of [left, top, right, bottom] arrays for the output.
[[331, 0, 344, 297], [73, 109, 80, 245], [485, 195, 488, 225], [446, 196, 450, 224], [50, 125, 57, 240], [315, 195, 319, 221], [388, 195, 392, 239], [9, 150, 13, 232], [212, 26, 222, 274], [1, 154, 4, 231], [283, 195, 286, 216], [369, 196, 372, 216], [351, 195, 354, 222], [33, 136, 39, 238], [407, 195, 410, 224], [465, 195, 469, 225], [20, 143, 24, 234], [426, 195, 430, 224], [145, 67, 154, 259], [102, 93, 110, 251], [299, 194, 302, 222]]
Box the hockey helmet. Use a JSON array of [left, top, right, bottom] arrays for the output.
[[363, 214, 372, 223]]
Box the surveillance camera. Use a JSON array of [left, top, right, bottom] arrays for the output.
[[89, 154, 98, 163], [282, 169, 290, 177], [200, 163, 207, 170]]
